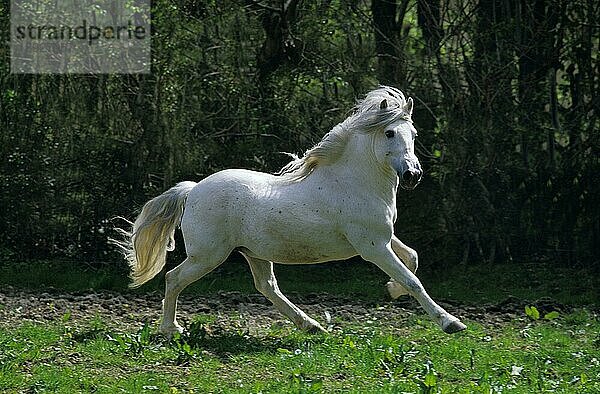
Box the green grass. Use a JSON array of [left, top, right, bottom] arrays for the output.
[[1, 310, 599, 393], [1, 259, 598, 392]]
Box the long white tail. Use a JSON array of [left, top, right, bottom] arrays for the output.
[[111, 181, 197, 288]]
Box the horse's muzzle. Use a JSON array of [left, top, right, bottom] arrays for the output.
[[400, 169, 422, 190]]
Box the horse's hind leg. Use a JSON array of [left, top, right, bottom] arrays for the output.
[[160, 254, 226, 337], [245, 256, 326, 333]]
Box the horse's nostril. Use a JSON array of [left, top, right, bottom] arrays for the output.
[[402, 171, 413, 181]]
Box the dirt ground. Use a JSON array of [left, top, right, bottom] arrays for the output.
[[0, 285, 568, 334]]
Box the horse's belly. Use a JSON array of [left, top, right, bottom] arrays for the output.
[[242, 224, 356, 264], [272, 238, 355, 264]]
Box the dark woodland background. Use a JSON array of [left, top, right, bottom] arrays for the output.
[[0, 0, 598, 270]]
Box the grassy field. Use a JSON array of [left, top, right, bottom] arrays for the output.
[[0, 259, 599, 393], [0, 309, 598, 393]]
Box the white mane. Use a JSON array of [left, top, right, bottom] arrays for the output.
[[278, 86, 413, 181]]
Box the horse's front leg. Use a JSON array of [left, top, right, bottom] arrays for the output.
[[359, 241, 465, 334], [244, 256, 326, 333], [386, 235, 418, 298]]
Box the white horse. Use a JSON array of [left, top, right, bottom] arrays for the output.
[[112, 86, 466, 336]]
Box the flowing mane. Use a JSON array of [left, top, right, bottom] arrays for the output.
[[278, 86, 413, 181]]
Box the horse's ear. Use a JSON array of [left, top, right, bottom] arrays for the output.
[[379, 99, 388, 110], [404, 97, 414, 116]]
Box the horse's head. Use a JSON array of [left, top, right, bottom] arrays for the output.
[[372, 96, 422, 190], [279, 86, 422, 188]]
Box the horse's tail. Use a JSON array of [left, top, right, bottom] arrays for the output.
[[111, 181, 197, 288]]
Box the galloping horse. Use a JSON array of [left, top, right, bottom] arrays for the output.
[[113, 86, 466, 336]]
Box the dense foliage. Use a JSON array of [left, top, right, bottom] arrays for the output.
[[0, 0, 598, 267]]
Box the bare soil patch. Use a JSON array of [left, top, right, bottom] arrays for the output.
[[0, 286, 567, 333]]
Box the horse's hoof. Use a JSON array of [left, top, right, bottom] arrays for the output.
[[159, 323, 184, 339], [305, 324, 327, 334], [386, 280, 408, 299], [443, 319, 467, 334], [301, 319, 327, 334]]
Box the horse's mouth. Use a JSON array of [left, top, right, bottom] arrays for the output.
[[400, 182, 417, 190], [399, 177, 420, 190]]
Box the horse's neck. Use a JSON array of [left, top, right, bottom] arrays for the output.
[[323, 134, 398, 204]]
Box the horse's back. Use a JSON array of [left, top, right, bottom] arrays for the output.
[[187, 168, 272, 202], [181, 168, 268, 236]]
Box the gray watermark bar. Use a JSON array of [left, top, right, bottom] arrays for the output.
[[11, 0, 151, 74]]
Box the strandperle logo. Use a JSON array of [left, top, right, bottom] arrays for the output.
[[10, 0, 151, 74], [13, 20, 147, 45]]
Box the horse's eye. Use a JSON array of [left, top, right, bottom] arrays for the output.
[[385, 129, 395, 138]]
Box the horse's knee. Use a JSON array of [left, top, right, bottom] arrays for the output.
[[164, 269, 178, 291], [406, 249, 418, 272], [391, 240, 418, 273]]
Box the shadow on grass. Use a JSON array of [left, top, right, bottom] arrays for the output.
[[66, 315, 312, 364], [173, 319, 318, 362], [71, 327, 108, 343]]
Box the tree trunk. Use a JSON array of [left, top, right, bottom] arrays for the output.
[[371, 0, 409, 86]]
